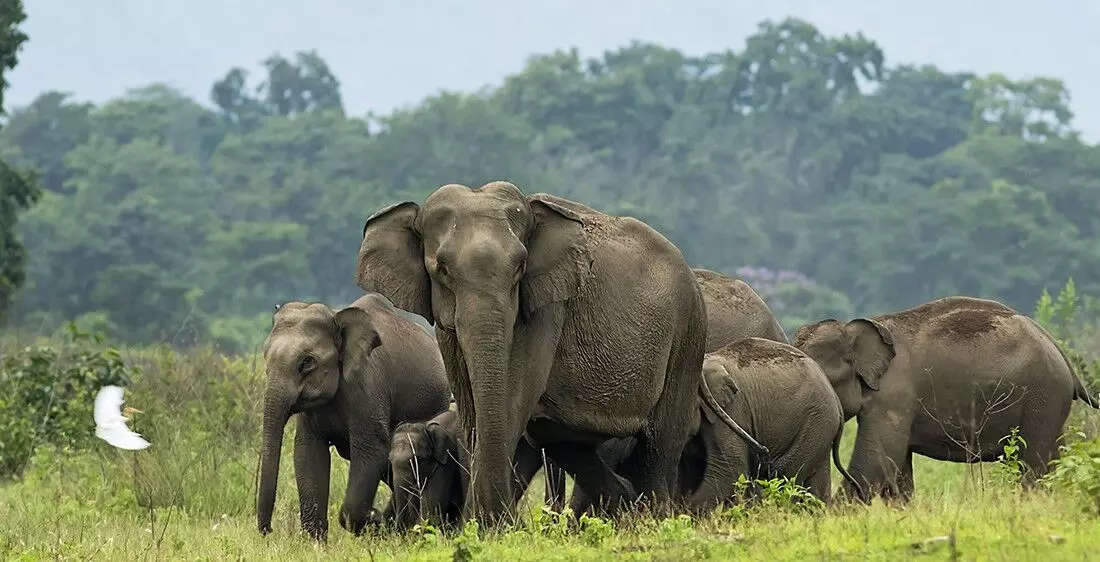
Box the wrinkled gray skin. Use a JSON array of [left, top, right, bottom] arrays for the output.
[[693, 268, 789, 350], [355, 181, 762, 524], [387, 410, 567, 531], [257, 294, 451, 540], [571, 338, 858, 513], [794, 295, 1100, 502], [573, 268, 789, 509]]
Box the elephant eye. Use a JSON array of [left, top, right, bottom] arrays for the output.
[[298, 355, 317, 374]]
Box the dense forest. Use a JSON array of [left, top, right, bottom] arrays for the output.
[[2, 17, 1098, 353]]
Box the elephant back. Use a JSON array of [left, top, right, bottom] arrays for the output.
[[693, 268, 788, 350], [708, 337, 831, 421], [346, 292, 451, 423]]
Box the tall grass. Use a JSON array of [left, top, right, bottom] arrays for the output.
[[0, 340, 1098, 560], [3, 278, 1100, 559]]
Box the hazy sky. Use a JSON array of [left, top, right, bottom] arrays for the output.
[[8, 1, 1100, 142]]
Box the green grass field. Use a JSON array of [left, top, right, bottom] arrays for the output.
[[3, 345, 1100, 560]]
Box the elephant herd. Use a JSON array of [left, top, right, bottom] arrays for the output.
[[255, 181, 1099, 541]]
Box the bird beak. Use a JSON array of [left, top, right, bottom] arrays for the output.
[[123, 406, 143, 415]]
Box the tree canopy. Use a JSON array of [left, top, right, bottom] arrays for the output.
[[0, 0, 37, 326], [3, 17, 1098, 351]]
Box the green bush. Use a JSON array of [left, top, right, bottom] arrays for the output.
[[0, 323, 137, 479], [1034, 278, 1100, 390]]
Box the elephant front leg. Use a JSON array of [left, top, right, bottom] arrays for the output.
[[848, 414, 911, 503], [293, 418, 332, 541], [544, 460, 568, 512], [686, 432, 746, 513], [510, 438, 549, 506], [339, 426, 391, 535]]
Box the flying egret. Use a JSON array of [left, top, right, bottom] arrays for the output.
[[93, 385, 151, 450]]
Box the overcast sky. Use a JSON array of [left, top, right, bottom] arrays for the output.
[[8, 1, 1099, 142]]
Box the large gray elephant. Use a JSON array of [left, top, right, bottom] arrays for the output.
[[793, 295, 1100, 502], [387, 409, 567, 531], [692, 267, 789, 350], [256, 293, 451, 540], [355, 181, 765, 524], [570, 337, 858, 513]]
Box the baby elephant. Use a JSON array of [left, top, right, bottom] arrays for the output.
[[387, 410, 567, 531], [682, 338, 860, 509], [257, 293, 451, 541], [570, 337, 859, 513]]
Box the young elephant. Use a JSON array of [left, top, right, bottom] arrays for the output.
[[794, 295, 1100, 502], [681, 338, 858, 508], [569, 338, 858, 513], [256, 293, 451, 541], [693, 267, 789, 350], [387, 410, 567, 531]]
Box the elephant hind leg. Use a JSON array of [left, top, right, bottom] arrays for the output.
[[801, 462, 832, 504], [1016, 403, 1070, 487], [630, 329, 706, 514]]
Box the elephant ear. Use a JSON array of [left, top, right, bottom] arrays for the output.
[[520, 194, 595, 319], [843, 318, 895, 391], [357, 201, 433, 324], [700, 360, 738, 425], [426, 421, 451, 465], [333, 307, 383, 385]]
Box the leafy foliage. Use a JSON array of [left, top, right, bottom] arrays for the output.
[[0, 0, 38, 325], [0, 324, 137, 478], [1034, 278, 1100, 388]]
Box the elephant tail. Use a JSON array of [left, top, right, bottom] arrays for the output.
[[1024, 316, 1099, 409], [697, 375, 770, 458], [831, 418, 864, 501]]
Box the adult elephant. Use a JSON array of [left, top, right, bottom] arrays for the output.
[[355, 181, 765, 524], [692, 267, 788, 350], [256, 293, 451, 540], [387, 409, 567, 531], [794, 295, 1100, 502]]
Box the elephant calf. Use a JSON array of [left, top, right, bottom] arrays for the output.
[[571, 337, 858, 513], [386, 410, 567, 531], [256, 293, 451, 540], [795, 295, 1100, 502]]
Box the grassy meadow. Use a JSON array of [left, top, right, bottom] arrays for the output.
[[3, 337, 1100, 561]]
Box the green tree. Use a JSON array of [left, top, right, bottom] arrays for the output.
[[5, 18, 1100, 349], [0, 0, 38, 325]]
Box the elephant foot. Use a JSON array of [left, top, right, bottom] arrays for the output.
[[338, 507, 372, 536], [301, 522, 328, 542]]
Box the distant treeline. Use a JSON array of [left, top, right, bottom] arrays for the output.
[[2, 17, 1098, 352]]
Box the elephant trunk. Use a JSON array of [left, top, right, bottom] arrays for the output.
[[256, 388, 293, 535], [455, 298, 518, 523], [390, 479, 419, 531]]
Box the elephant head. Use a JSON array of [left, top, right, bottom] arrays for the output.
[[256, 302, 382, 535], [793, 318, 896, 419], [356, 182, 593, 516], [388, 418, 464, 531], [699, 358, 739, 426]]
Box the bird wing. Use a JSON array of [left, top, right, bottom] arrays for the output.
[[97, 422, 151, 450], [94, 386, 126, 426]]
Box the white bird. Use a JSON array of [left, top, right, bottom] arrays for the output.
[[93, 385, 151, 450]]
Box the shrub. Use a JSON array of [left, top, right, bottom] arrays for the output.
[[0, 323, 137, 479]]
